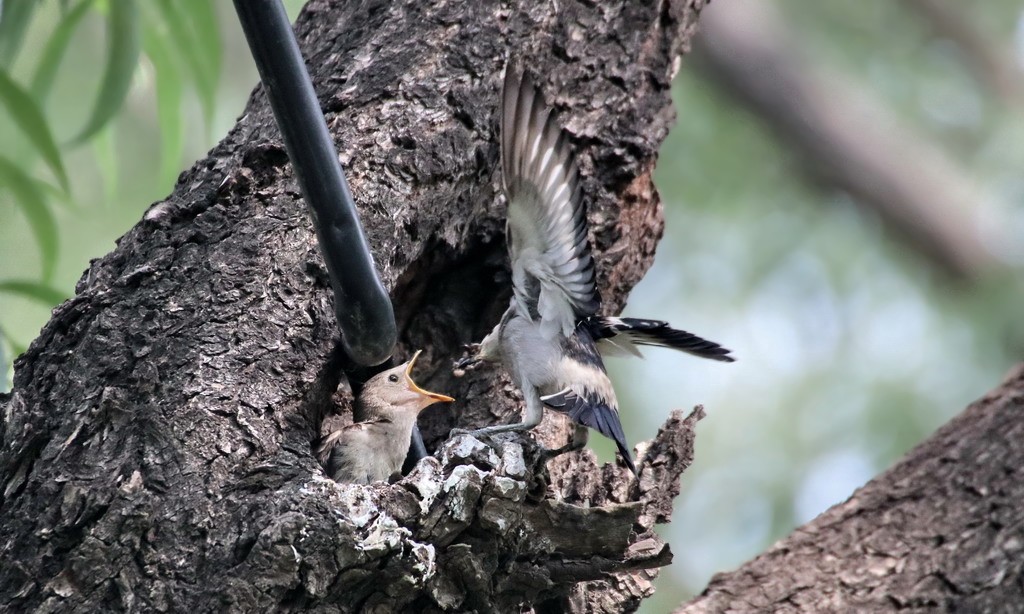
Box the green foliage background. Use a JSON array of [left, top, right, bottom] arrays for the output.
[[0, 1, 1020, 610]]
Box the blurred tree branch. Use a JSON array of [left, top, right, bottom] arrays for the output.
[[694, 1, 1000, 280], [675, 364, 1024, 612], [905, 0, 1024, 109]]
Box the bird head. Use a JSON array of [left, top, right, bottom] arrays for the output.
[[364, 350, 455, 414]]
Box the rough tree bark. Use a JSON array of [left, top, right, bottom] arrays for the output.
[[675, 365, 1024, 613], [0, 0, 706, 612]]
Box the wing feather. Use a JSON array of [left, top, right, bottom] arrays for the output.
[[541, 388, 637, 476], [315, 420, 391, 483], [501, 63, 598, 338]]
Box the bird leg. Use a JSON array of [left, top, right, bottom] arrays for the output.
[[451, 380, 591, 465], [450, 378, 545, 438]]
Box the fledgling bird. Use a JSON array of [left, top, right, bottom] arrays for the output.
[[454, 64, 734, 475], [317, 350, 454, 484]]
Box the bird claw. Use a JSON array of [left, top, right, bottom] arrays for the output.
[[452, 343, 482, 376]]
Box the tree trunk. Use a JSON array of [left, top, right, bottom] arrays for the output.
[[675, 365, 1024, 613], [0, 0, 706, 612]]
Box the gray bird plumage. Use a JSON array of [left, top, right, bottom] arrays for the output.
[[456, 63, 733, 475], [317, 351, 453, 484]]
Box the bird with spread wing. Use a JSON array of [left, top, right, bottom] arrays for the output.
[[455, 63, 734, 475]]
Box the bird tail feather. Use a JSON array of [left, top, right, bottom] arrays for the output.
[[585, 316, 735, 362]]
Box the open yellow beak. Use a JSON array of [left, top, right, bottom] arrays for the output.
[[404, 350, 455, 406]]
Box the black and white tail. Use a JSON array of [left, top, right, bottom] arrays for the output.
[[585, 316, 735, 362]]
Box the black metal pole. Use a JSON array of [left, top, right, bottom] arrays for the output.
[[232, 0, 396, 367], [406, 428, 428, 472]]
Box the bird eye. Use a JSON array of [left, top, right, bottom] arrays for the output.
[[388, 374, 399, 383]]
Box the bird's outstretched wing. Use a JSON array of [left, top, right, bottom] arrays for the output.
[[501, 63, 599, 338], [586, 316, 735, 362]]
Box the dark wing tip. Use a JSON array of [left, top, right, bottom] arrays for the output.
[[586, 402, 638, 476], [617, 439, 638, 476], [544, 390, 637, 476]]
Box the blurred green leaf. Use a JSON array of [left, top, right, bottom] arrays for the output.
[[142, 26, 184, 190], [0, 69, 69, 191], [0, 327, 6, 391], [71, 0, 139, 144], [33, 175, 75, 210], [0, 156, 59, 281], [0, 0, 38, 66], [0, 322, 23, 391], [93, 125, 119, 204], [183, 0, 220, 125], [0, 280, 68, 306], [30, 0, 95, 103], [9, 338, 24, 360], [153, 0, 217, 124], [0, 323, 26, 365]]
